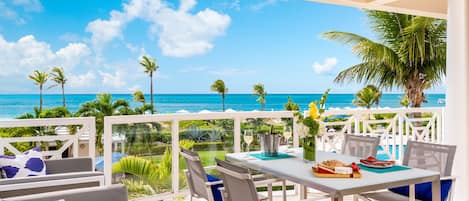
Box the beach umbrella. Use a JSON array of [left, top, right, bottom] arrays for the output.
[[225, 109, 236, 113], [199, 110, 211, 114], [176, 109, 190, 114]]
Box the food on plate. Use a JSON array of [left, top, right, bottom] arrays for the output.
[[360, 156, 395, 167], [314, 160, 360, 175]]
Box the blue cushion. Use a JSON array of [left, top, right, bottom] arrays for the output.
[[206, 174, 224, 201], [389, 179, 453, 201]]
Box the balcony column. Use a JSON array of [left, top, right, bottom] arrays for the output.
[[445, 0, 469, 200]]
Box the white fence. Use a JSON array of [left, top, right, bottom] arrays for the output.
[[102, 111, 297, 194], [0, 117, 96, 160], [317, 107, 443, 162]]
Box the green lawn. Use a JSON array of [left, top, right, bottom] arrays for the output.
[[143, 150, 227, 170]]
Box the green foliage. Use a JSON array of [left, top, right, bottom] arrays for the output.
[[400, 94, 410, 108], [323, 11, 446, 107], [253, 83, 267, 111], [39, 107, 72, 118], [302, 116, 319, 136], [49, 67, 67, 107], [353, 85, 382, 109], [139, 55, 159, 114], [28, 70, 49, 112], [284, 96, 300, 111], [211, 79, 228, 111]]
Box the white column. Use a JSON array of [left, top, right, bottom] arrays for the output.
[[445, 0, 469, 200], [234, 117, 241, 153], [171, 120, 180, 194]]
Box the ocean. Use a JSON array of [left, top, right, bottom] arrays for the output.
[[0, 94, 445, 119]]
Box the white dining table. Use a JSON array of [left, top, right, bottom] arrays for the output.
[[226, 149, 441, 201]]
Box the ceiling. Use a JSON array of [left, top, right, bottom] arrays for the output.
[[309, 0, 447, 19]]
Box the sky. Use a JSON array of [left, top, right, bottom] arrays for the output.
[[0, 0, 446, 94]]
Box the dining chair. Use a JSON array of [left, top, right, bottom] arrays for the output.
[[181, 149, 286, 201], [342, 134, 380, 158], [216, 159, 315, 201], [359, 140, 457, 201]]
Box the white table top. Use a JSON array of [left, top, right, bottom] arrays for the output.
[[226, 149, 440, 196]]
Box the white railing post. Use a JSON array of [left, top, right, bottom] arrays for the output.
[[354, 116, 360, 135], [103, 117, 113, 186], [171, 120, 180, 194], [437, 109, 443, 143], [398, 113, 404, 162], [234, 117, 241, 153], [88, 118, 96, 169], [293, 115, 300, 148]]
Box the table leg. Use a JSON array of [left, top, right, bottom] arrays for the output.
[[432, 177, 441, 201], [331, 194, 343, 201], [298, 184, 307, 199], [268, 183, 273, 201], [409, 184, 415, 201], [282, 180, 286, 201]]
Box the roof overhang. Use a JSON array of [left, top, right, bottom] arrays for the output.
[[308, 0, 447, 19]]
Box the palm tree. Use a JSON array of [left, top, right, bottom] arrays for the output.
[[353, 85, 382, 109], [28, 70, 48, 113], [210, 79, 228, 111], [253, 83, 267, 111], [139, 55, 159, 114], [50, 67, 67, 107], [323, 11, 446, 107], [132, 90, 153, 114], [76, 94, 132, 150]]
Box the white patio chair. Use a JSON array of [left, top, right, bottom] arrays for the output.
[[359, 140, 457, 201], [342, 134, 380, 158], [180, 149, 286, 201], [216, 158, 315, 201]]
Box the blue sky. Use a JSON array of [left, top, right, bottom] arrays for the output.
[[0, 0, 445, 94]]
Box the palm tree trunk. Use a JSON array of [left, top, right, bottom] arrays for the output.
[[222, 94, 225, 112], [150, 74, 154, 114], [39, 85, 43, 113], [62, 84, 66, 108]]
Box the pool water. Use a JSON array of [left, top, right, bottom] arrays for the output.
[[377, 145, 407, 160]]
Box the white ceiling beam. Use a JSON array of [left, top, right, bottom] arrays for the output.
[[370, 0, 400, 5], [309, 0, 447, 19]]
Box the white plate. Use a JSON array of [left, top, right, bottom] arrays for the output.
[[360, 162, 394, 169]]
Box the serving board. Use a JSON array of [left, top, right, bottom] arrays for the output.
[[312, 167, 362, 178]]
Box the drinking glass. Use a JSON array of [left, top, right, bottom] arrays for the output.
[[243, 130, 254, 154]]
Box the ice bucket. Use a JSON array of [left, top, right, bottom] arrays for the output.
[[260, 134, 281, 157]]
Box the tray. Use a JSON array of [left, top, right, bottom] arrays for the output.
[[312, 167, 362, 178]]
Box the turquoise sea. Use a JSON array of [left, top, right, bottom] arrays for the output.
[[0, 94, 445, 119]]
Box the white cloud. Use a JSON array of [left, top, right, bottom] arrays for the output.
[[0, 2, 25, 24], [250, 0, 286, 11], [86, 0, 231, 57], [12, 0, 43, 12], [0, 34, 90, 77], [99, 70, 126, 88], [312, 57, 338, 74], [217, 0, 240, 11], [68, 71, 97, 88]]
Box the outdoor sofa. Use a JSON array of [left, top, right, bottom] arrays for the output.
[[2, 184, 127, 201], [0, 157, 104, 198]]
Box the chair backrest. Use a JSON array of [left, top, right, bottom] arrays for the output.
[[403, 141, 456, 177], [215, 159, 258, 201], [180, 148, 209, 199], [341, 134, 380, 158]]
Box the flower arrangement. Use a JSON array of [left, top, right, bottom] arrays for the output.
[[300, 89, 330, 161]]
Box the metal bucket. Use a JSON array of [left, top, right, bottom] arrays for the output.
[[260, 134, 281, 157]]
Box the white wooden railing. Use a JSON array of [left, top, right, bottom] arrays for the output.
[[316, 107, 443, 162], [0, 117, 96, 160], [102, 111, 297, 194]]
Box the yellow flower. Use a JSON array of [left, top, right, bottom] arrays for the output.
[[309, 102, 319, 119]]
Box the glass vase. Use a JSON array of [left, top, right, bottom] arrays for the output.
[[303, 136, 316, 162]]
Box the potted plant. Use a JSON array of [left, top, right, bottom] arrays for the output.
[[300, 89, 330, 162]]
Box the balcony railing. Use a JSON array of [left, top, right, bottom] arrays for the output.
[[0, 107, 444, 200]]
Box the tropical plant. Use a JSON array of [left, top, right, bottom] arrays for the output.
[[353, 85, 382, 109], [400, 94, 410, 108], [49, 67, 67, 107], [139, 55, 159, 114], [210, 79, 228, 111], [253, 83, 267, 111], [76, 94, 132, 150], [132, 90, 153, 114], [28, 70, 48, 113], [323, 11, 446, 107], [284, 96, 300, 111]]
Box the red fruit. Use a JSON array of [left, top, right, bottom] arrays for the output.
[[350, 162, 360, 172]]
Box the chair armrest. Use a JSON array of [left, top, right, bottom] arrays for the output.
[[45, 158, 93, 174], [254, 178, 280, 186], [441, 176, 456, 181], [205, 180, 224, 186]]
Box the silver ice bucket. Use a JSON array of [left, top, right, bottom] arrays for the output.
[[260, 134, 281, 157]]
